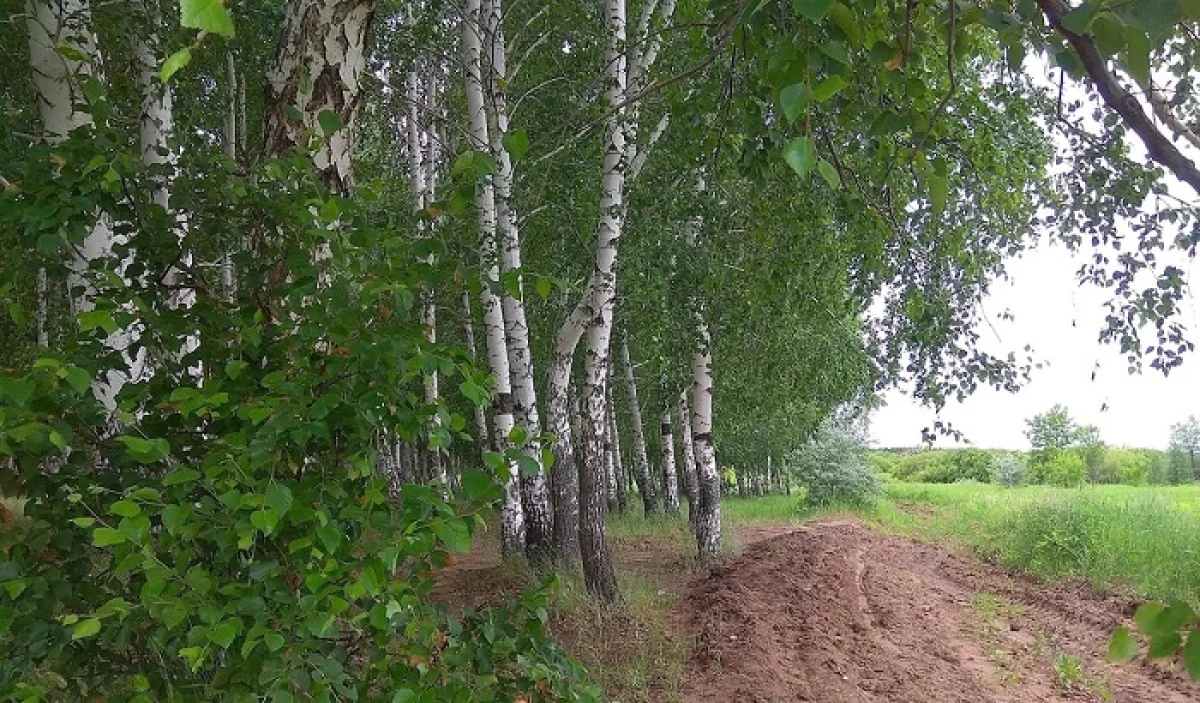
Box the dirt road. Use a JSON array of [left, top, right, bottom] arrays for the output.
[[683, 519, 1199, 702]]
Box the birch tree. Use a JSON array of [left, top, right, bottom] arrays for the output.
[[462, 0, 524, 554], [482, 0, 553, 560]]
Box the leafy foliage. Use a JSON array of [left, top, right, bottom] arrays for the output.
[[0, 115, 595, 701], [788, 422, 881, 507]]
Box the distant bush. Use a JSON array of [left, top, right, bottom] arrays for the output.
[[993, 454, 1027, 486], [789, 424, 881, 507], [901, 449, 994, 484], [1039, 450, 1087, 487]]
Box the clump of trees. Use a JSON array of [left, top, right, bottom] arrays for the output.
[[877, 406, 1196, 488]]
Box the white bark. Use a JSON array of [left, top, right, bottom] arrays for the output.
[[483, 0, 552, 559], [547, 293, 590, 560], [574, 0, 629, 602], [620, 332, 657, 515], [609, 398, 627, 513], [659, 406, 680, 514], [691, 290, 721, 560], [263, 0, 375, 196], [464, 0, 523, 555], [27, 0, 128, 414], [677, 389, 699, 527]]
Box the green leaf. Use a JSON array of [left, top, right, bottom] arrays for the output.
[[929, 174, 949, 218], [208, 619, 241, 648], [1135, 602, 1165, 633], [77, 310, 118, 334], [72, 618, 102, 640], [502, 130, 530, 159], [71, 517, 95, 528], [317, 110, 343, 137], [460, 470, 495, 500], [431, 519, 471, 552], [392, 690, 417, 703], [0, 378, 35, 406], [780, 83, 812, 123], [818, 41, 850, 65], [1108, 626, 1139, 661], [118, 515, 151, 542], [535, 276, 552, 299], [116, 436, 170, 464], [1148, 632, 1182, 659], [160, 48, 192, 83], [163, 468, 201, 486], [1061, 0, 1103, 33], [180, 0, 235, 38], [817, 159, 840, 189], [109, 500, 141, 518], [812, 75, 847, 102], [1090, 12, 1126, 55], [1184, 630, 1200, 679], [250, 507, 279, 535], [93, 528, 127, 547], [783, 136, 818, 179], [793, 0, 836, 21], [265, 484, 293, 518], [179, 646, 206, 671], [1123, 30, 1152, 86], [265, 632, 286, 652], [508, 425, 528, 445], [61, 366, 91, 395], [225, 360, 248, 380]]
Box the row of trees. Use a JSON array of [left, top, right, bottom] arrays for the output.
[[1, 0, 1198, 697]]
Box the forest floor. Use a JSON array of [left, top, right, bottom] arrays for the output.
[[432, 510, 1200, 702]]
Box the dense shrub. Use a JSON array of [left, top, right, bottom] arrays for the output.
[[0, 129, 596, 701], [1032, 450, 1087, 487], [789, 424, 881, 507], [992, 454, 1028, 486]]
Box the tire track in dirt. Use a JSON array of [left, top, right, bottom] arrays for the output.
[[682, 518, 1200, 702]]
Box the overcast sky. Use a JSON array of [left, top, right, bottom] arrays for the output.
[[871, 240, 1200, 450]]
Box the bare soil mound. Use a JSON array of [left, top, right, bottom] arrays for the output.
[[683, 519, 1199, 703]]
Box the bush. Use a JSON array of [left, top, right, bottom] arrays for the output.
[[903, 449, 994, 484], [0, 131, 596, 701], [788, 424, 881, 507], [993, 454, 1028, 486], [1038, 450, 1087, 487]]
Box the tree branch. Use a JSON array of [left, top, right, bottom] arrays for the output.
[[1037, 0, 1200, 195]]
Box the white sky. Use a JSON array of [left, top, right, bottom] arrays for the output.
[[871, 241, 1200, 450]]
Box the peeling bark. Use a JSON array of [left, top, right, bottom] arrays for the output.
[[262, 0, 376, 196]]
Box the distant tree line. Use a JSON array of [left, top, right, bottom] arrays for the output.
[[871, 406, 1200, 487]]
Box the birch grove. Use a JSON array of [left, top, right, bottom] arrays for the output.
[[6, 1, 1192, 693]]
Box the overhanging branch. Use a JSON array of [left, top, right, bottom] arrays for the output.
[[1037, 0, 1200, 195]]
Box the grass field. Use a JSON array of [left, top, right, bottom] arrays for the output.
[[873, 482, 1200, 606], [721, 482, 1200, 606]]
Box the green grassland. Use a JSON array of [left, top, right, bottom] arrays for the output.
[[726, 482, 1200, 606]]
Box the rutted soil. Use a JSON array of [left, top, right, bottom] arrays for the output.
[[683, 519, 1200, 702]]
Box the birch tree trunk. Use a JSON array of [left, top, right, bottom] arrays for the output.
[[677, 390, 699, 528], [483, 0, 552, 561], [610, 401, 628, 513], [27, 0, 126, 414], [659, 406, 680, 514], [620, 332, 656, 515], [691, 302, 721, 560], [262, 0, 376, 196], [462, 289, 490, 451], [547, 301, 588, 563], [463, 0, 524, 555]]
